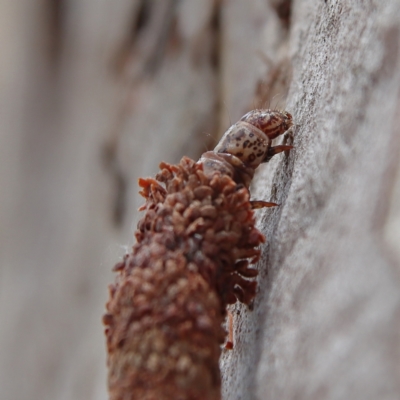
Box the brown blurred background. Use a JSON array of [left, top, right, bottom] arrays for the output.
[[1, 1, 400, 400], [0, 1, 274, 399]]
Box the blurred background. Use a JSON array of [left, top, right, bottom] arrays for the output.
[[0, 1, 291, 399], [2, 1, 400, 400]]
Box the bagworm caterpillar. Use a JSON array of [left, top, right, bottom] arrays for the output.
[[104, 109, 293, 400]]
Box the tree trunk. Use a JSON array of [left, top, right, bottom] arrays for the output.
[[1, 1, 399, 399]]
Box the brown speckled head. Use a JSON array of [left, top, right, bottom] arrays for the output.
[[240, 109, 293, 139]]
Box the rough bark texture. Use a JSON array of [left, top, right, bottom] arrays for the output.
[[221, 2, 400, 400], [1, 1, 400, 400]]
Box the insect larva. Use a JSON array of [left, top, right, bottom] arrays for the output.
[[104, 109, 293, 400]]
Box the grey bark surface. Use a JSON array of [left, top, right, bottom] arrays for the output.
[[1, 1, 400, 400], [221, 1, 400, 400]]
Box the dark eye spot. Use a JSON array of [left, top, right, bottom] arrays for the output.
[[249, 133, 254, 138]]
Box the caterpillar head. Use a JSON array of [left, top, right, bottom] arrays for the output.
[[214, 109, 293, 169], [240, 109, 293, 139]]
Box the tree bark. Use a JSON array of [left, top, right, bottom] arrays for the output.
[[221, 1, 400, 399]]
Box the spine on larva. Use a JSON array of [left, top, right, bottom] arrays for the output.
[[103, 109, 293, 400]]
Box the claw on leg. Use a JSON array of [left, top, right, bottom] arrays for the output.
[[250, 200, 279, 209], [263, 145, 293, 163]]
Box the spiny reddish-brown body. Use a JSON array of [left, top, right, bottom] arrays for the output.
[[104, 109, 294, 400]]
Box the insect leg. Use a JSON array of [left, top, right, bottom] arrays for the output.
[[262, 145, 293, 163], [225, 310, 234, 350], [250, 200, 279, 209]]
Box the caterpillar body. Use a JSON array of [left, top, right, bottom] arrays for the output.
[[104, 109, 294, 400]]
